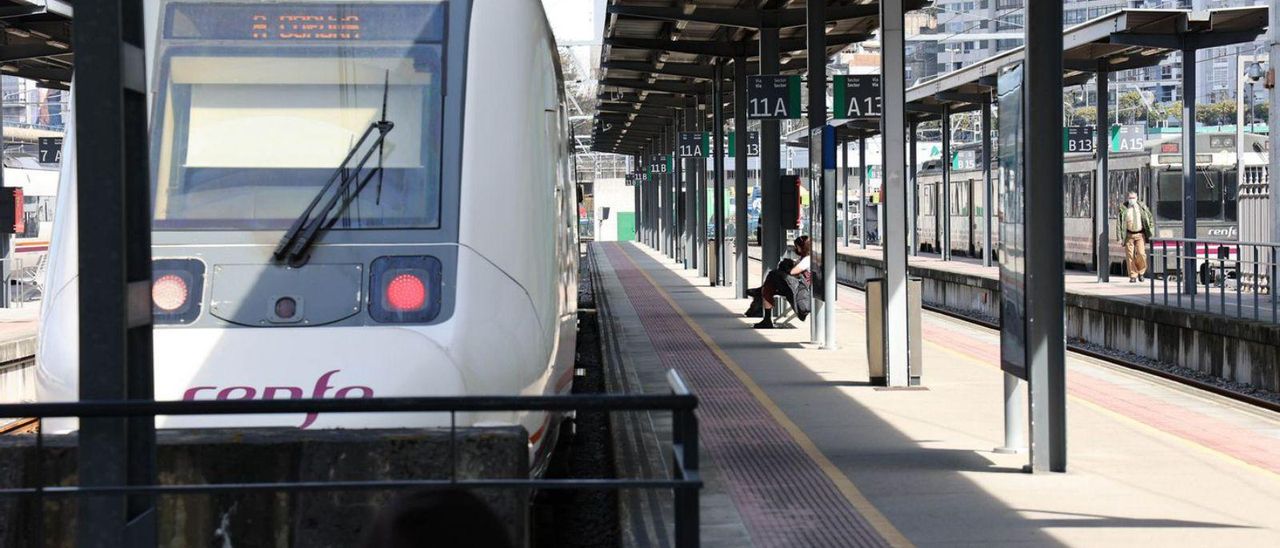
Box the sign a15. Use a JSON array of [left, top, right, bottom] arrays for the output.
[[747, 75, 802, 120], [1110, 124, 1145, 153], [679, 132, 710, 158], [833, 75, 882, 119], [1064, 126, 1094, 153]]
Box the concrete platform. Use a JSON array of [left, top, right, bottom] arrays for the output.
[[598, 241, 1280, 547], [0, 307, 36, 364]]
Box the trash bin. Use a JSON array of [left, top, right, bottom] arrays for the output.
[[708, 238, 718, 283], [864, 277, 923, 386]]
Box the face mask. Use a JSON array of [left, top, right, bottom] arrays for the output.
[[1127, 198, 1136, 206]]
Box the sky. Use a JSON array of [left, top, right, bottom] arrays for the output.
[[542, 0, 599, 78]]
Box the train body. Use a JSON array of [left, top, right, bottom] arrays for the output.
[[37, 0, 578, 472], [915, 132, 1266, 270]]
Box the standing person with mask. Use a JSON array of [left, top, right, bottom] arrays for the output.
[[1116, 191, 1154, 283]]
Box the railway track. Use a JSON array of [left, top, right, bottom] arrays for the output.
[[744, 255, 1280, 413]]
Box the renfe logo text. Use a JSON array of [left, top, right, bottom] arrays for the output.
[[182, 369, 373, 428]]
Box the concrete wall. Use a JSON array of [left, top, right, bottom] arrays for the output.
[[0, 427, 528, 547], [593, 177, 635, 242], [837, 252, 1280, 392]]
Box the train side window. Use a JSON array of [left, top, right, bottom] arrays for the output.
[[1156, 171, 1182, 221]]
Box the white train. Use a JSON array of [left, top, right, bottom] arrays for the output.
[[37, 0, 578, 472]]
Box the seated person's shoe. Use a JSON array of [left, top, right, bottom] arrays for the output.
[[752, 318, 775, 329], [745, 307, 763, 318]]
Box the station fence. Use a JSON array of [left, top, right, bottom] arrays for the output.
[[1149, 237, 1278, 323], [0, 370, 702, 547]]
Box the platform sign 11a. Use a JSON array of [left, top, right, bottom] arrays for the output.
[[832, 75, 882, 119], [747, 75, 802, 119], [1063, 126, 1095, 153], [728, 131, 760, 157], [679, 132, 710, 158], [1110, 124, 1145, 152]]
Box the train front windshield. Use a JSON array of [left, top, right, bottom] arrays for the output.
[[150, 2, 446, 231]]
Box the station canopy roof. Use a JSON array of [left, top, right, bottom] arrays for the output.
[[0, 0, 72, 90], [592, 1, 928, 155], [794, 5, 1269, 144]]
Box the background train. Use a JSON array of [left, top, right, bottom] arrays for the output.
[[4, 152, 58, 278], [916, 132, 1266, 271], [37, 0, 578, 473]]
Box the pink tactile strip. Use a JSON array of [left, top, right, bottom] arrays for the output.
[[834, 295, 1280, 475], [604, 243, 891, 548]]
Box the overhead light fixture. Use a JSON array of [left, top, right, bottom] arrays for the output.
[[1109, 56, 1130, 65], [4, 27, 30, 38], [0, 65, 17, 74], [45, 39, 69, 50]]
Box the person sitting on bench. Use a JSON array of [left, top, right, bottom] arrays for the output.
[[745, 235, 811, 329]]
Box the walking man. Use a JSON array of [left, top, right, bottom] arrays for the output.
[[1116, 191, 1153, 283]]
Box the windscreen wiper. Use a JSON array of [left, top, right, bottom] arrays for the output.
[[274, 74, 393, 267]]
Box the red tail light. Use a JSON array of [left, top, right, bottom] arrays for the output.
[[369, 256, 441, 323], [385, 273, 427, 311], [152, 274, 190, 312]]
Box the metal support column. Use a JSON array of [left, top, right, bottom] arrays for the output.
[[1181, 49, 1197, 295], [675, 117, 686, 261], [759, 26, 782, 280], [697, 96, 708, 277], [940, 104, 952, 260], [909, 121, 918, 256], [880, 0, 911, 386], [684, 102, 697, 269], [1272, 4, 1280, 247], [1025, 0, 1067, 473], [713, 61, 727, 286], [74, 0, 158, 544], [733, 57, 750, 297], [843, 139, 850, 247], [807, 0, 835, 349], [859, 137, 867, 249], [1094, 69, 1110, 281], [982, 99, 994, 268]]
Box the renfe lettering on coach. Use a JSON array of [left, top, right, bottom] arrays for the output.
[[182, 369, 374, 429]]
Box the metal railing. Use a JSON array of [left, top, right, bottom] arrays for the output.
[[1149, 237, 1278, 323], [0, 369, 702, 547]]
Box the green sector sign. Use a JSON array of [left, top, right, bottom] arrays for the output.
[[1063, 126, 1095, 153], [833, 75, 882, 119], [1110, 124, 1145, 152], [679, 131, 710, 158], [747, 74, 802, 119], [728, 131, 761, 157]]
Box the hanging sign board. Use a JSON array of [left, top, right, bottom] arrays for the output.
[[678, 132, 710, 158], [728, 131, 760, 157], [951, 149, 977, 170], [650, 154, 672, 174], [832, 75, 883, 119], [1110, 124, 1145, 152], [747, 75, 802, 119], [38, 137, 62, 164], [998, 64, 1028, 381], [1063, 126, 1095, 153]]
